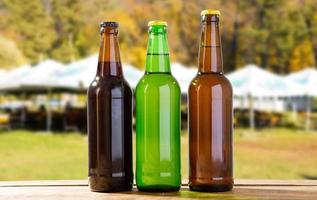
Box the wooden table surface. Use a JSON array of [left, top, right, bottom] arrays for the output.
[[0, 180, 316, 199]]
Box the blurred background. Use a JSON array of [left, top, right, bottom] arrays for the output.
[[0, 0, 317, 181]]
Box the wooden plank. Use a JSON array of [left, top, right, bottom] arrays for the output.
[[235, 179, 317, 186], [0, 180, 316, 200], [0, 185, 316, 200], [0, 180, 88, 187], [1, 179, 317, 187]]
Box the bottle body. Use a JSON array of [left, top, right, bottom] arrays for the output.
[[88, 62, 133, 192], [87, 22, 133, 192], [188, 73, 233, 192], [135, 20, 181, 192], [135, 72, 181, 192]]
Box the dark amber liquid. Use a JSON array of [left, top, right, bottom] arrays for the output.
[[87, 61, 133, 192]]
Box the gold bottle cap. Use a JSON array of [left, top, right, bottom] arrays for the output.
[[201, 9, 221, 16], [148, 20, 168, 26]]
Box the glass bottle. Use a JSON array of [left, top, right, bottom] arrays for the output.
[[188, 10, 233, 192], [135, 20, 181, 192], [87, 22, 133, 192]]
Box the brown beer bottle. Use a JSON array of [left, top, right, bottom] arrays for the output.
[[87, 22, 133, 192], [188, 10, 233, 192]]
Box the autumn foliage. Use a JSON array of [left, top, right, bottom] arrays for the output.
[[0, 0, 316, 73]]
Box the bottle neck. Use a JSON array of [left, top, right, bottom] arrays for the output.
[[97, 27, 123, 77], [145, 25, 171, 73], [198, 15, 223, 73]]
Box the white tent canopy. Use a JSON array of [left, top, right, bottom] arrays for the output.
[[0, 65, 32, 92], [0, 57, 202, 94], [0, 69, 7, 80], [0, 56, 144, 92], [53, 54, 143, 90], [2, 59, 313, 98], [227, 64, 300, 98], [54, 60, 197, 93], [123, 64, 143, 88], [171, 62, 196, 93], [52, 55, 98, 90], [20, 60, 65, 89], [0, 60, 65, 92], [285, 68, 317, 97]]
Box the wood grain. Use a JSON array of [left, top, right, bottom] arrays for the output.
[[0, 180, 316, 200]]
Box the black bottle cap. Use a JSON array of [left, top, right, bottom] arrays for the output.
[[100, 21, 119, 28]]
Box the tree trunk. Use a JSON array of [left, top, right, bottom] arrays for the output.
[[301, 0, 317, 66], [68, 33, 75, 62], [230, 0, 240, 71], [257, 3, 268, 68]]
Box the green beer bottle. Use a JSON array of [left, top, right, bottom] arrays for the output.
[[135, 20, 181, 192]]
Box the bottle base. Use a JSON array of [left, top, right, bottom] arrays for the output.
[[189, 177, 233, 192], [137, 185, 180, 192], [189, 184, 232, 192], [89, 176, 132, 192]]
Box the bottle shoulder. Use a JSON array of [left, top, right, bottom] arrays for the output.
[[88, 75, 132, 93], [136, 73, 180, 91], [189, 73, 232, 92]]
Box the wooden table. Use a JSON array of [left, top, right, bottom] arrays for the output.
[[0, 180, 316, 199]]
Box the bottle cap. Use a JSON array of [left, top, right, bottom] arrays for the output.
[[148, 20, 168, 27], [201, 9, 221, 16], [100, 21, 119, 28]]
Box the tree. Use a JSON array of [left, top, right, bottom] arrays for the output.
[[234, 0, 307, 73], [178, 1, 203, 66], [0, 0, 316, 72], [0, 35, 26, 68], [289, 40, 315, 71], [300, 0, 317, 67], [3, 0, 56, 64], [50, 0, 82, 62]]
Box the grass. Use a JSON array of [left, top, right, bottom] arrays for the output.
[[0, 130, 87, 180], [0, 128, 317, 181], [233, 128, 317, 179]]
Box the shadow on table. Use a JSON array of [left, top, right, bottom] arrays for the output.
[[301, 174, 317, 180], [115, 186, 317, 199], [119, 188, 256, 199]]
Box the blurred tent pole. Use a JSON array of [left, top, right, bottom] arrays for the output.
[[46, 88, 52, 132], [272, 96, 277, 128], [305, 96, 311, 131], [21, 92, 27, 128], [248, 94, 255, 130], [59, 93, 63, 110], [291, 97, 298, 124], [272, 96, 278, 112]]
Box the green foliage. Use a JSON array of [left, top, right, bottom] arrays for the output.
[[0, 0, 316, 72], [0, 36, 26, 68], [3, 0, 56, 63], [289, 40, 315, 71], [50, 0, 83, 62]]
